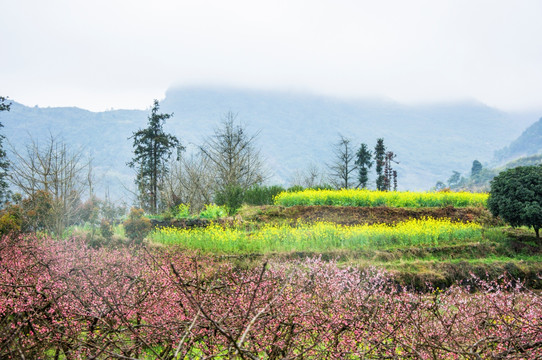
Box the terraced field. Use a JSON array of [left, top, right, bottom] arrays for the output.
[[150, 189, 542, 290]]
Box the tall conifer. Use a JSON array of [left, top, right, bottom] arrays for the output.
[[355, 143, 372, 188], [374, 138, 386, 191], [128, 100, 182, 213]]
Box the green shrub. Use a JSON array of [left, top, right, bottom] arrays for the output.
[[0, 205, 22, 235], [123, 207, 152, 244], [308, 184, 334, 190], [215, 185, 244, 215], [21, 190, 54, 232], [100, 219, 114, 240], [287, 185, 304, 193], [199, 204, 227, 219], [174, 203, 191, 219], [86, 233, 107, 249], [243, 185, 286, 205]]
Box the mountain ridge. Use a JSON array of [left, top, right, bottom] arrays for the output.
[[494, 117, 542, 162], [0, 87, 538, 201]]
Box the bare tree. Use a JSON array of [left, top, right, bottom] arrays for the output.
[[328, 135, 358, 189], [161, 112, 267, 214], [290, 163, 325, 188], [161, 152, 215, 213], [200, 111, 267, 192], [383, 151, 399, 191], [9, 135, 91, 235]]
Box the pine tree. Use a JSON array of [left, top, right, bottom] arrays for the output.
[[0, 97, 11, 206], [128, 100, 182, 213], [355, 143, 373, 188], [374, 138, 386, 190]]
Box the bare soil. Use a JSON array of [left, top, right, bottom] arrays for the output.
[[246, 205, 494, 225]]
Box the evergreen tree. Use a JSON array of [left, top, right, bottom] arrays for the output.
[[0, 97, 10, 112], [374, 138, 386, 190], [355, 143, 373, 188], [0, 97, 11, 206], [448, 171, 461, 188], [471, 160, 482, 177], [128, 100, 182, 213]]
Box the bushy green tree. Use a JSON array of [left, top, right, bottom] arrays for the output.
[[487, 165, 542, 238], [128, 100, 183, 213], [355, 143, 372, 188]]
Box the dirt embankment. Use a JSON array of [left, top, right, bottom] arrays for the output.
[[249, 205, 493, 225]]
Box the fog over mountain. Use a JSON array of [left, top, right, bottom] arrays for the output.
[[0, 87, 538, 202]]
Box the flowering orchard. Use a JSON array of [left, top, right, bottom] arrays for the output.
[[1, 234, 541, 359], [274, 189, 489, 208]]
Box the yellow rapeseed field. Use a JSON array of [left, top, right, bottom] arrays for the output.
[[153, 218, 482, 253], [273, 189, 488, 208]]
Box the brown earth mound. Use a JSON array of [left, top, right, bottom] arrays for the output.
[[250, 205, 493, 225]]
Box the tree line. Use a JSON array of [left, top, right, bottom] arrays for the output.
[[0, 97, 399, 234], [1, 96, 542, 238], [313, 135, 398, 191], [0, 96, 124, 236], [127, 101, 400, 216]]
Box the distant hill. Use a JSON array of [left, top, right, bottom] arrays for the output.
[[451, 118, 542, 191], [0, 87, 537, 202], [0, 104, 147, 202], [495, 117, 542, 162], [447, 154, 542, 192]]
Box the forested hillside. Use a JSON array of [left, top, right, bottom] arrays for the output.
[[495, 117, 542, 162], [1, 87, 537, 200]]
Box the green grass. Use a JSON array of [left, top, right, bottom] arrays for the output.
[[63, 223, 125, 240]]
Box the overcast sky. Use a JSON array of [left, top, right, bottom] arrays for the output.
[[1, 0, 542, 112]]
